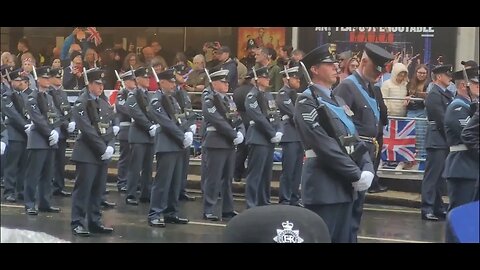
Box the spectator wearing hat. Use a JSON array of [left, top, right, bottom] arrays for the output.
[[23, 66, 62, 216], [244, 66, 283, 209], [2, 68, 32, 203], [254, 47, 283, 92], [124, 67, 156, 205], [147, 68, 192, 227], [70, 68, 116, 236], [276, 66, 304, 207], [294, 44, 374, 242], [240, 43, 257, 71], [223, 205, 331, 243], [62, 51, 85, 90], [443, 66, 479, 211], [113, 70, 136, 193], [48, 68, 75, 197], [333, 43, 393, 242], [201, 67, 245, 221], [214, 46, 238, 92], [420, 64, 455, 221]]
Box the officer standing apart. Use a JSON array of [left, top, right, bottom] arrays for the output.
[[276, 66, 304, 207], [294, 44, 374, 243], [114, 70, 135, 192], [333, 43, 393, 242], [1, 69, 31, 203], [244, 66, 283, 208], [421, 65, 454, 221], [173, 65, 197, 201], [461, 105, 479, 201], [70, 69, 116, 236], [443, 66, 479, 210], [147, 68, 192, 227], [48, 68, 75, 197], [23, 66, 62, 215], [201, 68, 245, 221], [124, 67, 155, 205]]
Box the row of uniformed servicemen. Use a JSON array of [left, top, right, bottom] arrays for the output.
[[421, 63, 479, 221], [1, 65, 77, 216], [206, 43, 391, 243], [1, 43, 387, 242]]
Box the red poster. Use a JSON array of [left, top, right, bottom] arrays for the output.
[[237, 27, 286, 59]]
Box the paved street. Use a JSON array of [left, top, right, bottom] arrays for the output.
[[1, 186, 445, 243]]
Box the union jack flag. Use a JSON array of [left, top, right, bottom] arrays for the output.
[[87, 27, 102, 46], [381, 119, 416, 162]]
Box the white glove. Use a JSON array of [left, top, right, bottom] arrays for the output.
[[101, 146, 114, 160], [148, 125, 157, 137], [270, 132, 283, 143], [233, 131, 244, 145], [24, 123, 33, 135], [67, 121, 76, 133], [189, 124, 197, 135], [183, 131, 193, 148], [48, 130, 59, 146], [352, 171, 374, 192], [113, 126, 120, 136], [1, 142, 5, 155]]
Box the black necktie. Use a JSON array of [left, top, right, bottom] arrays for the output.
[[330, 91, 338, 104], [367, 83, 375, 98]]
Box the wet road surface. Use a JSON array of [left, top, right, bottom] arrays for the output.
[[1, 186, 446, 243]]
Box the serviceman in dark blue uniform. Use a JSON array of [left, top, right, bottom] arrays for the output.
[[421, 65, 454, 221], [2, 69, 32, 203], [23, 66, 62, 215], [244, 66, 283, 208], [201, 68, 245, 221], [1, 116, 7, 156], [70, 68, 116, 236], [294, 44, 374, 243], [1, 65, 14, 189], [172, 64, 197, 201], [232, 77, 255, 182], [114, 70, 135, 193], [48, 68, 75, 197], [147, 68, 191, 227], [124, 67, 155, 205], [443, 67, 479, 211], [276, 66, 304, 207], [461, 105, 479, 201], [333, 43, 393, 242]]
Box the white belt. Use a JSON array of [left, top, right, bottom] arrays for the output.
[[282, 115, 290, 121], [119, 122, 131, 127], [206, 126, 217, 131], [450, 144, 468, 152], [305, 149, 317, 158], [428, 121, 436, 125], [249, 120, 255, 125]]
